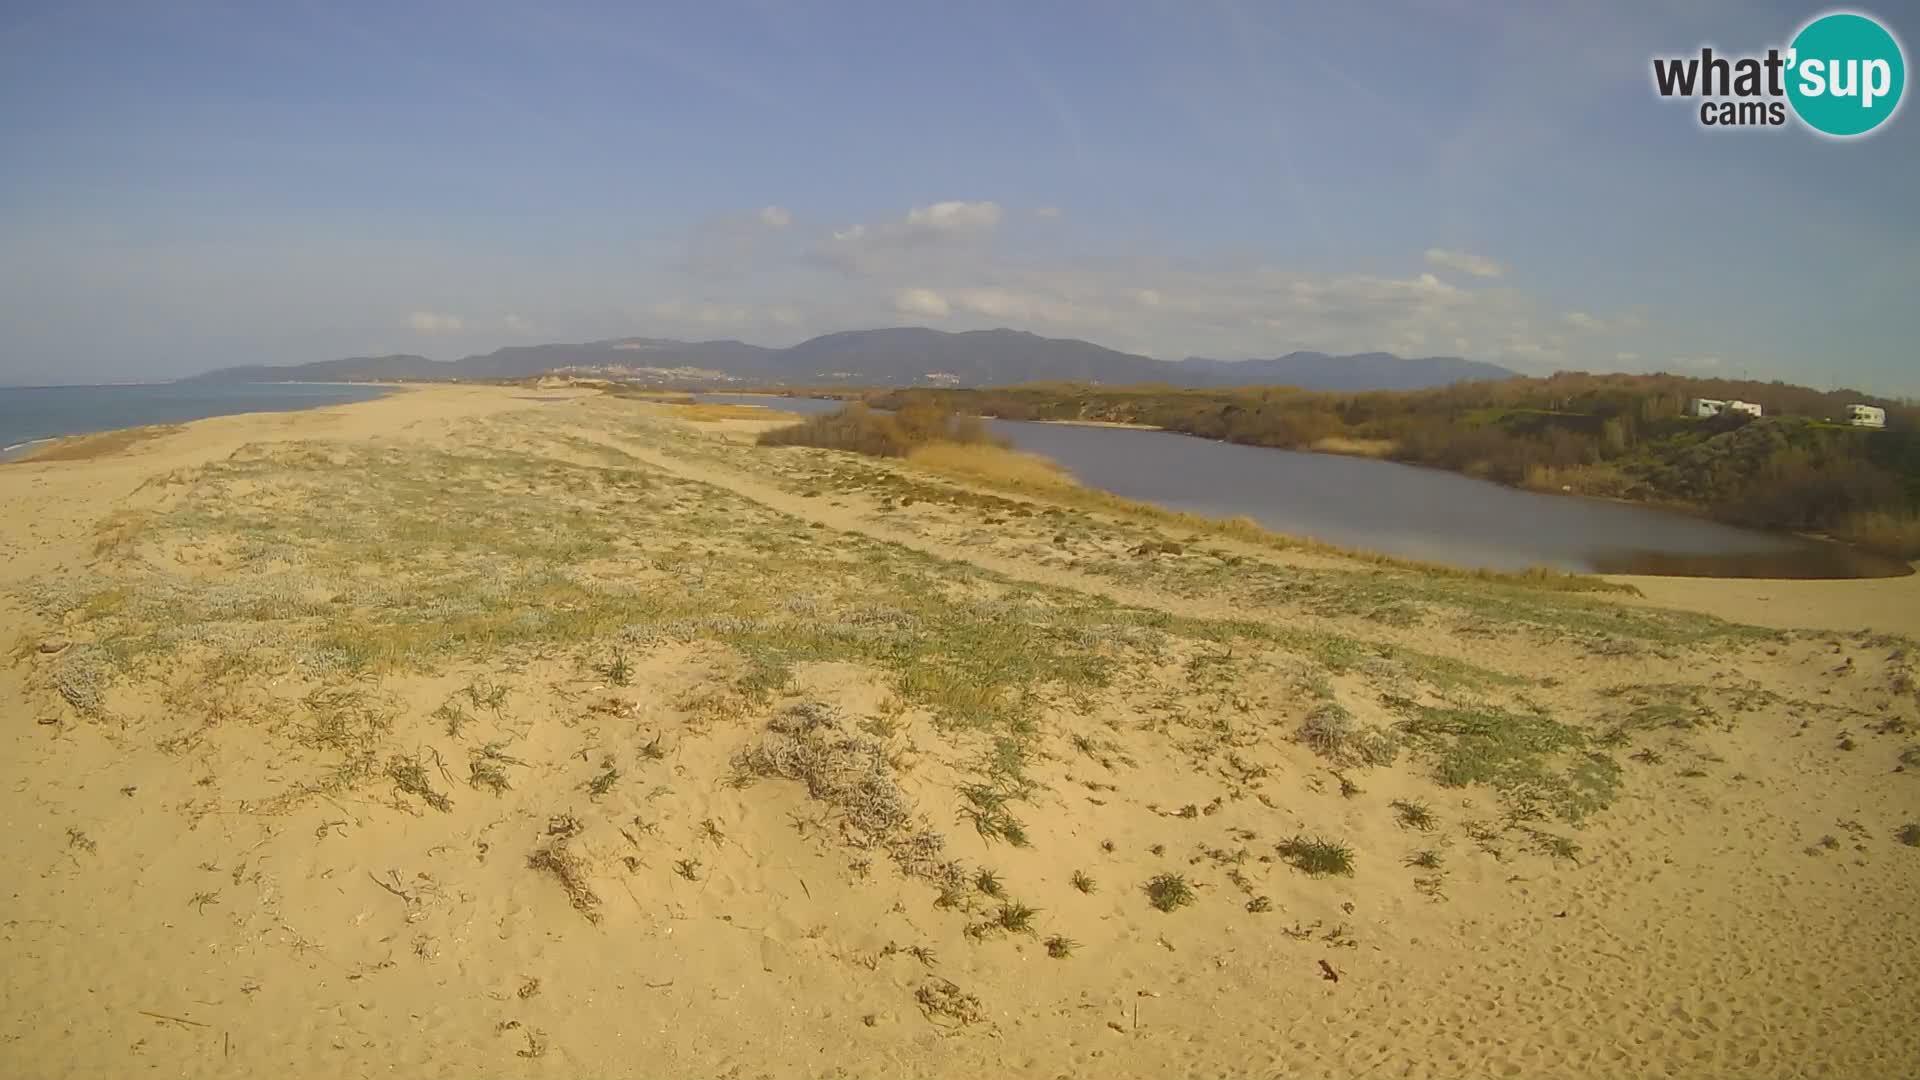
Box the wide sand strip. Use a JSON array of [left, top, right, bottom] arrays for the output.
[[2, 385, 1916, 1079]]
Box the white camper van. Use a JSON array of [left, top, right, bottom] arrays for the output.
[[1845, 404, 1887, 429], [1688, 398, 1726, 418], [1727, 400, 1763, 417]]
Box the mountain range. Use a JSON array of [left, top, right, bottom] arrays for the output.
[[184, 327, 1520, 391]]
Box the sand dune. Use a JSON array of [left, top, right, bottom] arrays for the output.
[[2, 385, 1916, 1079]]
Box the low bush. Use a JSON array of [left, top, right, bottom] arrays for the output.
[[758, 403, 1005, 458]]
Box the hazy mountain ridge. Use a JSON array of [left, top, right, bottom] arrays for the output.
[[186, 328, 1520, 390]]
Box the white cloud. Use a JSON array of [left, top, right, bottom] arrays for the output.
[[757, 205, 793, 228], [407, 310, 463, 333], [503, 313, 536, 334], [622, 207, 1670, 373], [1424, 248, 1507, 279], [817, 201, 1005, 274], [1673, 355, 1724, 370], [1615, 351, 1640, 363], [1034, 206, 1064, 219], [904, 200, 1003, 231], [893, 288, 951, 318]]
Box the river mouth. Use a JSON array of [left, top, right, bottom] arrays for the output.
[[695, 394, 1913, 581]]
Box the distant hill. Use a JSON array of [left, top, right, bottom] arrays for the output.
[[1183, 351, 1520, 391], [185, 328, 1520, 391], [186, 353, 450, 383]]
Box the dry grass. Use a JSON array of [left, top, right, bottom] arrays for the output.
[[1835, 509, 1920, 560], [906, 442, 1080, 491], [1522, 462, 1638, 500], [673, 403, 796, 422], [528, 843, 602, 922], [1308, 435, 1397, 458], [732, 702, 962, 886], [17, 425, 183, 463]]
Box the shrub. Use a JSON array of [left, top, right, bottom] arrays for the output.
[[758, 403, 1006, 459]]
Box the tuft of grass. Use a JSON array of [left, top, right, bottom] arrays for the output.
[[1044, 934, 1079, 959], [586, 758, 621, 799], [1245, 894, 1273, 913], [1144, 872, 1196, 912], [1390, 799, 1438, 831], [974, 868, 1005, 898], [1523, 829, 1582, 864], [435, 700, 473, 738], [1897, 823, 1920, 847], [1297, 703, 1399, 767], [1404, 849, 1444, 870], [995, 901, 1039, 934], [386, 753, 452, 813], [1069, 870, 1097, 894], [601, 650, 633, 686], [959, 783, 1030, 847], [1276, 835, 1355, 877], [463, 677, 509, 715], [468, 743, 519, 793]]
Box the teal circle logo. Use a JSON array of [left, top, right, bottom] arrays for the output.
[[1787, 12, 1905, 136]]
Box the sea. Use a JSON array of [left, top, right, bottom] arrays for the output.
[[0, 382, 393, 459]]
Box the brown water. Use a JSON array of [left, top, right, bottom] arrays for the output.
[[700, 395, 1911, 580]]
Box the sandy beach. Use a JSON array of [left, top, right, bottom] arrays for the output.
[[2, 384, 1916, 1079]]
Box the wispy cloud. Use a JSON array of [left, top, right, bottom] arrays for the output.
[[816, 201, 1005, 274], [893, 288, 951, 318], [1424, 248, 1507, 279], [407, 311, 464, 333]]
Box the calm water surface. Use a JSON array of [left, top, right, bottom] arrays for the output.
[[0, 382, 393, 457], [698, 394, 1908, 579]]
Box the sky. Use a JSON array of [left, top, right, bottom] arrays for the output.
[[1, 0, 1915, 391]]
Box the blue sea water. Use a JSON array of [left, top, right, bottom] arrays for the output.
[[0, 382, 392, 458]]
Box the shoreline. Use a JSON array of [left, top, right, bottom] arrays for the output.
[[0, 381, 406, 461], [21, 384, 1913, 585]]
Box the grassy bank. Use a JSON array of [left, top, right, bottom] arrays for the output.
[[758, 401, 1004, 457], [759, 411, 1633, 596], [862, 377, 1920, 558]]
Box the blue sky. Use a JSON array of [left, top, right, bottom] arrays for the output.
[[1, 0, 1914, 390]]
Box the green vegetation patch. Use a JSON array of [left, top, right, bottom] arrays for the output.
[[1399, 705, 1622, 822]]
